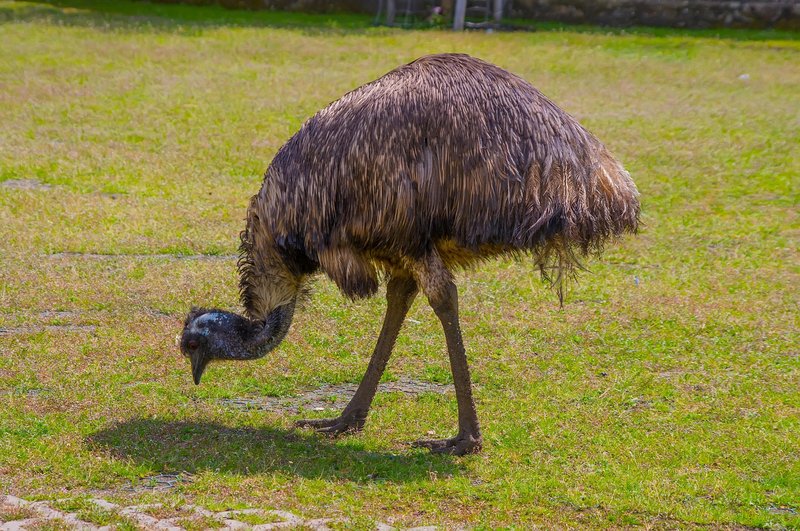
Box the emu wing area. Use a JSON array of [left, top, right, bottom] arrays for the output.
[[255, 53, 639, 297]]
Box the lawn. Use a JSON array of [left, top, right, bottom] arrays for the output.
[[0, 0, 798, 528]]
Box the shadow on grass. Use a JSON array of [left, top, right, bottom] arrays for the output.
[[88, 418, 463, 483]]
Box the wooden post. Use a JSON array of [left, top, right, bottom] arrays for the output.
[[386, 0, 396, 26], [493, 0, 503, 24], [453, 0, 466, 30]]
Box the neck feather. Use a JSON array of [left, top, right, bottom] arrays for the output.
[[217, 300, 296, 361], [245, 301, 295, 359]]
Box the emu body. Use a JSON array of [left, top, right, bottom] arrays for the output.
[[181, 54, 639, 455]]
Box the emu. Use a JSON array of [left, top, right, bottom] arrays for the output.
[[180, 53, 639, 455]]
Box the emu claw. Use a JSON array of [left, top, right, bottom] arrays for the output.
[[294, 413, 365, 436], [411, 433, 482, 455]]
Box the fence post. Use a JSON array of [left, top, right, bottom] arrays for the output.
[[386, 0, 396, 26], [453, 0, 466, 30], [493, 0, 503, 24]]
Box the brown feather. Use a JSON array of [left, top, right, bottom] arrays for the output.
[[239, 53, 639, 315]]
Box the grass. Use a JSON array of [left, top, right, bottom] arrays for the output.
[[176, 515, 226, 530], [51, 498, 140, 529], [0, 0, 798, 528], [0, 505, 37, 522]]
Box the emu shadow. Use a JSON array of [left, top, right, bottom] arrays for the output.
[[88, 418, 462, 483]]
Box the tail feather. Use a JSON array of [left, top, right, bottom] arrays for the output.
[[518, 141, 640, 299]]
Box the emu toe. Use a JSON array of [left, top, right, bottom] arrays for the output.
[[411, 432, 483, 456]]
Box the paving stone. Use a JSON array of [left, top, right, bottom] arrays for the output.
[[2, 518, 42, 531], [128, 473, 192, 492], [48, 252, 237, 261], [0, 179, 51, 190], [221, 377, 452, 415], [0, 324, 96, 336], [1, 494, 438, 530]]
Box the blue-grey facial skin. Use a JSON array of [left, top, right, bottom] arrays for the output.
[[181, 311, 236, 385], [180, 304, 296, 385]]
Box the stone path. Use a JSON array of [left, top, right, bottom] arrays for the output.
[[0, 179, 52, 190], [220, 378, 451, 415], [48, 252, 237, 261], [0, 495, 437, 530]]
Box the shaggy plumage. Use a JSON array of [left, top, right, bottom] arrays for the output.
[[183, 53, 639, 455], [239, 53, 639, 315]]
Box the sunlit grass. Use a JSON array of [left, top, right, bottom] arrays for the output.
[[0, 0, 798, 528]]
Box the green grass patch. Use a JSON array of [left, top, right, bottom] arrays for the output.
[[51, 498, 139, 528], [230, 510, 284, 525], [175, 515, 225, 530], [0, 0, 798, 529]]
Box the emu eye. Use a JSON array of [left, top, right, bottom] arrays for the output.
[[187, 339, 200, 351]]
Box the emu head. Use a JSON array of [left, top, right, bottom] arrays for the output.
[[180, 303, 295, 385]]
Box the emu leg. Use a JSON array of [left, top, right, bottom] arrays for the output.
[[411, 259, 482, 455], [295, 274, 418, 435]]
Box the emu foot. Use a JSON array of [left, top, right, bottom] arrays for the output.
[[411, 432, 483, 456], [294, 410, 366, 436]]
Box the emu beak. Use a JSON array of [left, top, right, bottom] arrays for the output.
[[190, 351, 208, 385]]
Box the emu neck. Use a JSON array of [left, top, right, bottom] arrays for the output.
[[220, 302, 296, 361]]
